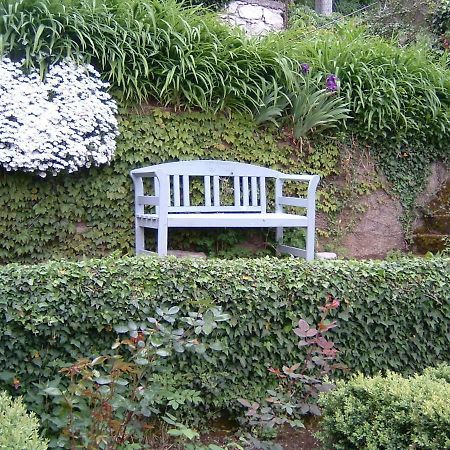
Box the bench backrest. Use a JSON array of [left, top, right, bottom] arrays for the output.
[[131, 160, 283, 213]]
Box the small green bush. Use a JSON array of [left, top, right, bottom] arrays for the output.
[[287, 24, 450, 147], [0, 391, 48, 450], [318, 366, 450, 450]]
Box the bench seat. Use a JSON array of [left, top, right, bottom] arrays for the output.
[[137, 212, 308, 228]]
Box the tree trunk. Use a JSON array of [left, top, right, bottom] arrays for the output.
[[315, 0, 333, 15]]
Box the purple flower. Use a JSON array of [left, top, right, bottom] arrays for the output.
[[300, 63, 310, 75], [326, 74, 339, 92]]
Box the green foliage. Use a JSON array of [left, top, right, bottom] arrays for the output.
[[39, 305, 229, 448], [0, 109, 341, 264], [0, 0, 297, 110], [362, 0, 437, 44], [288, 25, 450, 146], [290, 76, 350, 139], [253, 74, 350, 139], [184, 0, 229, 10], [288, 4, 343, 29], [238, 296, 345, 429], [0, 391, 48, 450], [0, 256, 448, 428], [432, 0, 450, 35], [318, 365, 450, 449]]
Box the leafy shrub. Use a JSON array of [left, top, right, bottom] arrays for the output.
[[239, 295, 346, 429], [254, 73, 350, 139], [0, 57, 118, 176], [287, 24, 450, 147], [40, 305, 229, 448], [0, 256, 448, 428], [362, 0, 436, 43], [0, 391, 48, 450], [0, 0, 298, 110], [318, 366, 450, 449], [432, 0, 450, 35]]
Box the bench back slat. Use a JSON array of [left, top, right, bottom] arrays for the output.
[[173, 175, 181, 206], [233, 176, 240, 206], [213, 176, 220, 207], [251, 177, 258, 206], [204, 176, 211, 206], [182, 175, 190, 207]]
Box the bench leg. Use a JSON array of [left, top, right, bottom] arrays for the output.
[[157, 226, 168, 256], [135, 223, 145, 254], [305, 224, 315, 261], [276, 227, 283, 255], [276, 227, 283, 244]]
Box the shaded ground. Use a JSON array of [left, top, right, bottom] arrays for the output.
[[195, 421, 320, 450], [275, 424, 320, 450]]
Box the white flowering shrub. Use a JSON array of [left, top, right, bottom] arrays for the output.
[[0, 58, 119, 176]]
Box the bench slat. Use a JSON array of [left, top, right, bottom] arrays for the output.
[[242, 177, 249, 206], [213, 176, 220, 206], [260, 177, 266, 213], [251, 177, 258, 206], [234, 176, 241, 206], [204, 176, 211, 206], [137, 195, 159, 206], [168, 205, 261, 213], [182, 175, 190, 207], [173, 175, 180, 207]]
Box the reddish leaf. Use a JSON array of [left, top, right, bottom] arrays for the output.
[[317, 337, 334, 349], [306, 328, 318, 337], [297, 319, 309, 332]]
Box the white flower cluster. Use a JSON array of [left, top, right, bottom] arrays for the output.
[[0, 58, 119, 176]]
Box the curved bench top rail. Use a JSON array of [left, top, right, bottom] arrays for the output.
[[130, 160, 283, 178]]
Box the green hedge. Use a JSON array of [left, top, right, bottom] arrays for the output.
[[0, 256, 448, 413], [318, 366, 450, 449]]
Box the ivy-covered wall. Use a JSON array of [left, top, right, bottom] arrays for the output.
[[1, 106, 446, 264], [0, 108, 353, 263]]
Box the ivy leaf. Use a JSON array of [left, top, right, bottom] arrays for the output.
[[114, 325, 129, 334], [43, 387, 62, 396]]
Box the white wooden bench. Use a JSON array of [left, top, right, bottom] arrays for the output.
[[130, 160, 320, 260]]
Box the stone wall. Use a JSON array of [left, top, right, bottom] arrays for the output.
[[221, 0, 286, 36]]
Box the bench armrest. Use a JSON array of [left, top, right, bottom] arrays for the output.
[[130, 170, 158, 178], [130, 170, 170, 216], [275, 174, 320, 215], [278, 174, 318, 182]]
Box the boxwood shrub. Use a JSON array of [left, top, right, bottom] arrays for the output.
[[0, 256, 448, 415], [0, 391, 48, 450], [318, 365, 450, 450]]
